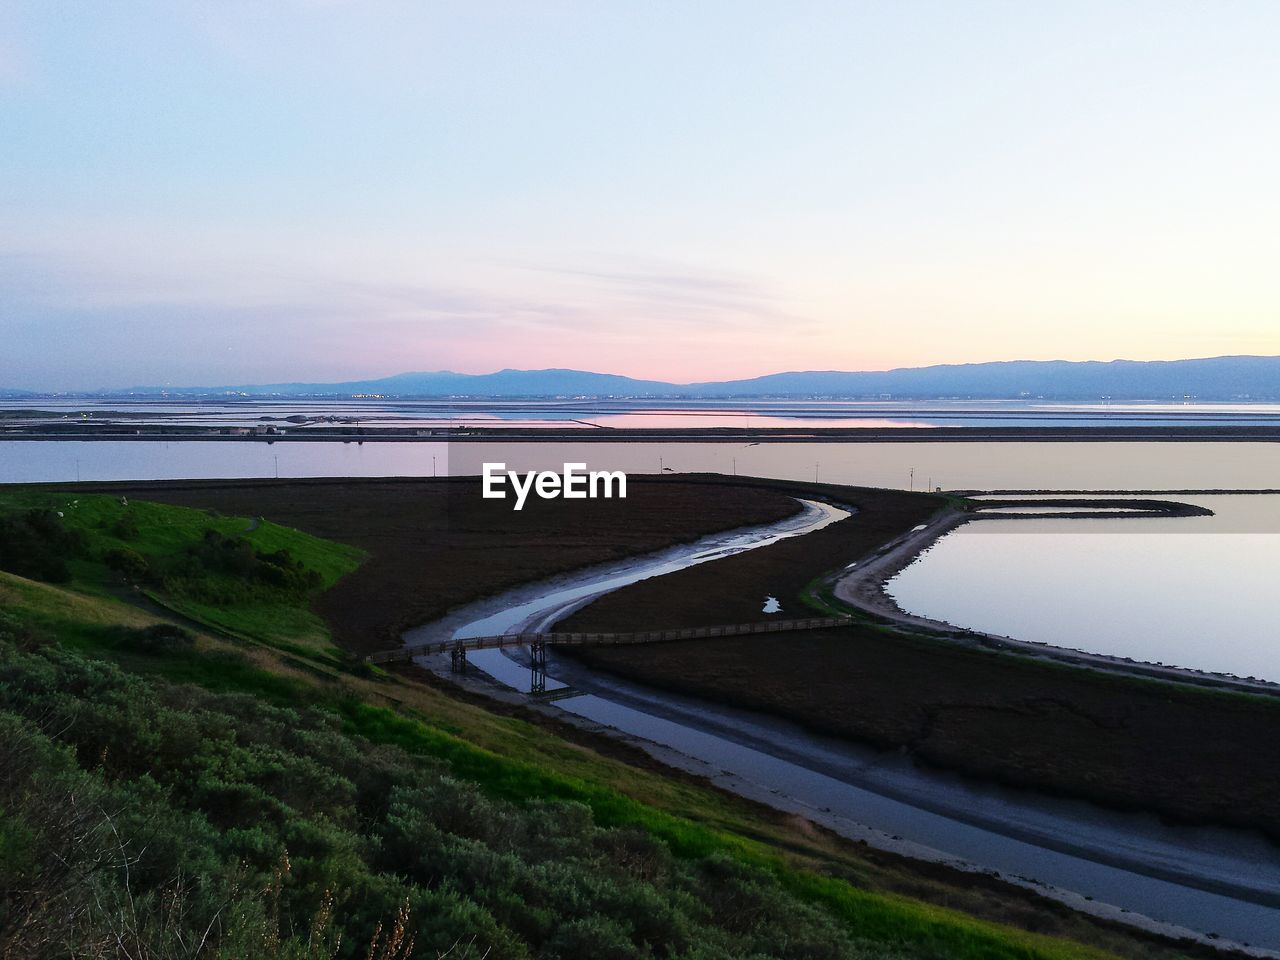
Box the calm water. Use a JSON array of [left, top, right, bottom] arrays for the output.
[[888, 495, 1280, 681], [0, 439, 451, 483], [8, 397, 1280, 430], [6, 438, 1280, 491]]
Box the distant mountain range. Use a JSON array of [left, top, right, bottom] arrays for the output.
[[11, 355, 1280, 400]]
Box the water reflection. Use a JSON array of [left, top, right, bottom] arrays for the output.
[[5, 438, 1280, 491], [11, 397, 1280, 431], [888, 495, 1280, 681]]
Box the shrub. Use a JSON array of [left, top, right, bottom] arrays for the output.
[[0, 508, 83, 582], [544, 915, 643, 960], [103, 546, 150, 581], [0, 612, 49, 651], [162, 531, 324, 603], [110, 623, 195, 655], [110, 513, 140, 540]]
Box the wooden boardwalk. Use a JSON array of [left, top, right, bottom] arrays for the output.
[[366, 615, 854, 665]]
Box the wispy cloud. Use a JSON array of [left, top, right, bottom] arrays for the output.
[[517, 257, 810, 331], [0, 249, 615, 388], [0, 239, 838, 390]]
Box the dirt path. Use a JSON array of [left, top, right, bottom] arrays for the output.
[[830, 506, 969, 628]]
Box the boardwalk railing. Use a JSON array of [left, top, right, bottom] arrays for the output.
[[366, 615, 854, 665]]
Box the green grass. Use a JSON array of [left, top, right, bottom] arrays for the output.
[[0, 571, 314, 699], [0, 488, 363, 657], [159, 593, 335, 652], [0, 489, 358, 582]]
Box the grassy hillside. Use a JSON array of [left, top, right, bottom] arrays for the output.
[[0, 487, 1211, 960], [0, 488, 364, 659]]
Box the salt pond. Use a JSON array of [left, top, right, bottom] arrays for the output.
[[887, 495, 1280, 681]]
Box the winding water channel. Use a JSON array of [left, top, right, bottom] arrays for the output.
[[406, 500, 1280, 955]]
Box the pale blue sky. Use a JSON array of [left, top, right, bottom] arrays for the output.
[[2, 1, 1279, 389]]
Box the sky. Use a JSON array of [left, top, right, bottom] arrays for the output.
[[2, 1, 1279, 390]]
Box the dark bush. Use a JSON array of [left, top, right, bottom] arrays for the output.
[[162, 530, 323, 602], [0, 611, 48, 652], [111, 623, 196, 654], [544, 915, 643, 960], [110, 513, 140, 540], [104, 545, 150, 581], [0, 508, 84, 582]]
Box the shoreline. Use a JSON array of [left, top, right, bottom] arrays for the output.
[[6, 424, 1280, 443], [830, 501, 1280, 697]]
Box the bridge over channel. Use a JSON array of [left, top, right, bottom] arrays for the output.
[[366, 616, 856, 676]]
